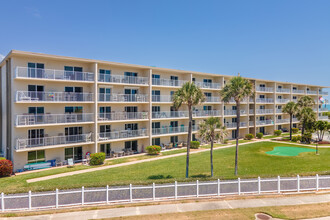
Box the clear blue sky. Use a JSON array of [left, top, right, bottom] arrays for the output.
[[0, 0, 329, 97]]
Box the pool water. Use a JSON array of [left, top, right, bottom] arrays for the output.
[[266, 146, 315, 156]]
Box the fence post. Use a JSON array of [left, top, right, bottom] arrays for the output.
[[129, 184, 133, 202], [81, 187, 84, 205], [238, 178, 241, 195], [297, 175, 300, 192], [106, 185, 109, 204], [277, 176, 281, 194], [217, 179, 220, 196], [1, 192, 4, 212], [28, 191, 32, 210], [196, 180, 199, 198], [152, 183, 155, 201], [175, 181, 178, 199], [316, 174, 319, 191], [258, 177, 261, 194], [55, 189, 58, 209]]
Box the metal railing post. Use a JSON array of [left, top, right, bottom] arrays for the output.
[[316, 174, 319, 191], [129, 184, 133, 202], [152, 183, 155, 201], [81, 186, 84, 205], [297, 175, 300, 192], [217, 179, 220, 196], [1, 193, 4, 212], [278, 176, 281, 194], [55, 189, 58, 209], [175, 181, 178, 199], [238, 178, 241, 195], [28, 191, 32, 210], [196, 180, 199, 198], [258, 177, 261, 194]]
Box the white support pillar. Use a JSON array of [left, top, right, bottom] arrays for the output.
[[94, 63, 98, 153], [148, 69, 153, 146]]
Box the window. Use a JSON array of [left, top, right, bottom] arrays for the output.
[[99, 88, 111, 101], [28, 107, 44, 123], [100, 143, 111, 157], [278, 85, 282, 89], [65, 106, 83, 114], [65, 87, 83, 93], [232, 118, 237, 123], [28, 85, 44, 100], [100, 125, 111, 133], [232, 106, 237, 110], [125, 72, 138, 77], [65, 127, 83, 142], [152, 90, 160, 102], [28, 150, 45, 163], [152, 106, 160, 112], [203, 79, 212, 84], [278, 115, 282, 119], [28, 129, 44, 146], [64, 66, 83, 80], [204, 92, 212, 97], [170, 136, 178, 144], [232, 130, 237, 139], [65, 147, 83, 161], [278, 125, 282, 130], [260, 116, 265, 121], [152, 74, 160, 85], [293, 96, 297, 100], [28, 62, 44, 78], [152, 138, 160, 146], [99, 69, 111, 75], [125, 123, 138, 130], [259, 84, 265, 88], [259, 105, 265, 109], [278, 96, 282, 99], [99, 106, 111, 119], [125, 141, 138, 151], [170, 76, 179, 86], [125, 106, 138, 113], [293, 87, 297, 90], [192, 78, 196, 82], [259, 95, 265, 99], [203, 106, 212, 111]]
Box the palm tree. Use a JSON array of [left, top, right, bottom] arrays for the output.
[[219, 75, 253, 176], [297, 96, 315, 108], [296, 107, 316, 135], [282, 101, 298, 140], [173, 82, 205, 178], [199, 117, 229, 177]]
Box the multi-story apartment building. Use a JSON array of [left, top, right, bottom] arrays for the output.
[[0, 50, 328, 169]]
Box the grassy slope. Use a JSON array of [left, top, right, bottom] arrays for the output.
[[1, 141, 329, 193]]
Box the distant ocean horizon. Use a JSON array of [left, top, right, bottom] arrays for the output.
[[322, 104, 330, 110]]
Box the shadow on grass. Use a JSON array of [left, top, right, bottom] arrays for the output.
[[147, 174, 174, 180], [190, 174, 210, 178]]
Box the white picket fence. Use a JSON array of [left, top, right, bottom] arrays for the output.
[[1, 174, 330, 212]]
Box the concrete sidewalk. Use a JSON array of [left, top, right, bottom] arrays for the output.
[[4, 193, 330, 220], [27, 140, 262, 183]]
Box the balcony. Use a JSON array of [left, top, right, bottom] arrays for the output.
[[16, 113, 94, 127], [319, 91, 328, 95], [276, 99, 290, 104], [98, 74, 148, 85], [152, 125, 199, 135], [276, 88, 290, 93], [152, 78, 188, 87], [205, 96, 221, 103], [99, 94, 148, 102], [251, 109, 274, 114], [319, 108, 328, 112], [276, 109, 283, 113], [98, 112, 148, 121], [152, 111, 188, 119], [292, 118, 299, 122], [226, 97, 248, 103], [152, 95, 173, 103], [194, 82, 221, 89], [224, 122, 247, 128], [256, 87, 274, 92], [307, 90, 317, 95], [319, 116, 329, 120], [256, 120, 274, 126], [15, 67, 94, 82], [224, 109, 246, 116], [276, 119, 290, 124], [16, 91, 94, 102], [256, 98, 274, 103], [98, 129, 148, 141], [193, 110, 221, 117], [292, 89, 305, 94], [16, 133, 93, 151]]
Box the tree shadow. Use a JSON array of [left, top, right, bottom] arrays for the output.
[[147, 174, 174, 180], [191, 174, 210, 178]]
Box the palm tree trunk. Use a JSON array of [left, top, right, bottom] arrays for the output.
[[289, 114, 292, 140], [210, 136, 214, 177], [186, 105, 192, 178], [235, 101, 240, 176]]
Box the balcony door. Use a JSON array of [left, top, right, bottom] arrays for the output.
[[152, 90, 160, 102], [124, 72, 138, 84], [100, 143, 111, 158], [152, 122, 161, 134], [125, 141, 138, 152], [65, 126, 83, 143], [125, 89, 138, 101], [28, 85, 44, 100], [125, 123, 138, 131], [203, 79, 212, 87], [125, 106, 138, 119], [65, 146, 83, 161], [170, 76, 178, 86], [28, 107, 44, 123], [152, 106, 160, 118], [64, 66, 83, 80], [65, 106, 83, 121], [99, 69, 111, 82], [28, 129, 44, 147], [99, 88, 111, 101], [152, 74, 160, 85], [28, 62, 44, 78], [99, 106, 111, 119]]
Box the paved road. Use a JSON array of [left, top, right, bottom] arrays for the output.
[[1, 175, 330, 211], [3, 193, 330, 220]]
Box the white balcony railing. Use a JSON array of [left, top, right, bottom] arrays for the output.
[[16, 113, 94, 126], [307, 90, 317, 95], [205, 96, 221, 103], [256, 120, 274, 125], [319, 116, 329, 120], [99, 94, 148, 102], [98, 129, 148, 141], [224, 109, 246, 115], [152, 78, 188, 87], [226, 97, 248, 103], [16, 133, 93, 150], [276, 88, 290, 93], [256, 98, 274, 103], [16, 91, 94, 102], [152, 95, 173, 102], [256, 87, 274, 92], [276, 109, 283, 113], [292, 118, 299, 122], [194, 82, 221, 89], [276, 99, 290, 103], [319, 108, 328, 112], [98, 112, 148, 121], [252, 109, 274, 114], [152, 111, 188, 119], [319, 91, 328, 95], [152, 125, 199, 135], [98, 74, 148, 85], [292, 89, 305, 94], [276, 119, 290, 124], [15, 67, 94, 82], [224, 122, 247, 128], [193, 110, 221, 117]]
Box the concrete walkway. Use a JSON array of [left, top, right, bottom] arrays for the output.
[[26, 140, 263, 183], [5, 193, 330, 220]]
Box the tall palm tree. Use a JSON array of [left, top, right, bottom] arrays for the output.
[[219, 75, 253, 176], [173, 82, 205, 178], [282, 101, 298, 140], [296, 107, 316, 135], [199, 117, 228, 177], [297, 96, 315, 108]]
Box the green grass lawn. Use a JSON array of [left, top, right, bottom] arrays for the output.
[[1, 141, 329, 194]]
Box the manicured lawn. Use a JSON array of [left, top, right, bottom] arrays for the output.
[[1, 141, 329, 194]]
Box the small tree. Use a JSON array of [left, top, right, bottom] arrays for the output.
[[314, 121, 329, 142], [199, 117, 228, 177], [296, 107, 316, 135], [0, 159, 13, 177], [282, 101, 298, 140]]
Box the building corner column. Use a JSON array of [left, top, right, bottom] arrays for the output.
[[94, 63, 98, 153]]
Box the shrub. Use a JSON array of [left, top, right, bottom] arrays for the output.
[[274, 130, 282, 136], [256, 132, 263, 139], [190, 141, 200, 149], [89, 152, 106, 165], [224, 139, 229, 144], [146, 145, 161, 155], [302, 133, 312, 144], [0, 159, 13, 177], [245, 133, 254, 140], [292, 128, 299, 134], [296, 135, 302, 142], [292, 136, 298, 142]]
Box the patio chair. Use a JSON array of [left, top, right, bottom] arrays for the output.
[[67, 158, 74, 167]]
